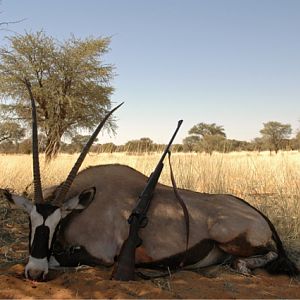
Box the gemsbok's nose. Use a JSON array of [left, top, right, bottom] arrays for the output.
[[26, 269, 46, 281]]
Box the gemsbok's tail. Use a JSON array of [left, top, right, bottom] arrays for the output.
[[234, 196, 299, 276], [265, 220, 299, 276]]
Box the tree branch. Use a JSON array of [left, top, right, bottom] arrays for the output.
[[0, 19, 26, 27]]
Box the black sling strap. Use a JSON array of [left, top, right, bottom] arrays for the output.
[[167, 151, 190, 267], [136, 152, 190, 279]]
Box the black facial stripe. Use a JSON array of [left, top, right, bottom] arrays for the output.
[[50, 221, 61, 259], [30, 225, 50, 259], [29, 204, 61, 260], [36, 203, 59, 220], [29, 217, 32, 253]]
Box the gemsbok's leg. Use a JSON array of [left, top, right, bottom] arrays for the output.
[[232, 251, 278, 275]]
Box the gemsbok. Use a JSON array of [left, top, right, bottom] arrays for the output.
[[1, 98, 298, 281]]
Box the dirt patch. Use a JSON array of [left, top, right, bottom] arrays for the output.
[[0, 264, 300, 299], [1, 199, 300, 299]]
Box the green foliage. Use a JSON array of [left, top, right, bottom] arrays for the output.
[[125, 137, 154, 153], [251, 137, 268, 152], [17, 138, 32, 154], [183, 122, 226, 153], [260, 121, 292, 153], [182, 135, 200, 152], [290, 131, 300, 151], [70, 134, 99, 153], [199, 134, 226, 155], [296, 131, 300, 149], [225, 139, 252, 152], [0, 31, 114, 160], [189, 122, 226, 138], [0, 121, 25, 143], [92, 142, 118, 153]]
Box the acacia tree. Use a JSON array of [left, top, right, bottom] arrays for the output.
[[0, 121, 25, 143], [92, 142, 117, 153], [200, 134, 226, 155], [189, 122, 226, 138], [183, 122, 226, 153], [125, 138, 154, 153], [0, 31, 114, 160], [251, 137, 268, 152], [71, 134, 98, 152], [295, 132, 300, 150], [182, 135, 200, 152], [260, 121, 292, 153]]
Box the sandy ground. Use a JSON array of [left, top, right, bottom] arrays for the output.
[[1, 200, 300, 299], [1, 263, 300, 299]]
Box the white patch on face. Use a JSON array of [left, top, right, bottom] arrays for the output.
[[30, 206, 62, 249], [27, 207, 62, 279], [30, 206, 44, 246], [49, 255, 60, 269], [45, 208, 62, 249], [25, 256, 48, 280]]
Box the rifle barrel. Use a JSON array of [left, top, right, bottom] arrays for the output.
[[157, 120, 183, 166]]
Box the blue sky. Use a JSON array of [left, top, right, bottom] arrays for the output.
[[1, 0, 300, 144]]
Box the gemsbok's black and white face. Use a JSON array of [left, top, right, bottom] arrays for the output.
[[4, 188, 95, 280], [1, 90, 122, 281]]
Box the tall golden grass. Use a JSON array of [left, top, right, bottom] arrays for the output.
[[0, 151, 299, 248]]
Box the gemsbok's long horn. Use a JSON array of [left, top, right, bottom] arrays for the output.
[[25, 79, 44, 203], [53, 102, 124, 205]]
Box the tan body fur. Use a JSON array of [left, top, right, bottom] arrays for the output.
[[44, 164, 274, 268]]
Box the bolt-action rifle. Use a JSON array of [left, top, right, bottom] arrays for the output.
[[111, 120, 183, 281]]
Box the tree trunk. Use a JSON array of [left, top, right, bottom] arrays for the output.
[[44, 127, 64, 161], [45, 138, 61, 161]]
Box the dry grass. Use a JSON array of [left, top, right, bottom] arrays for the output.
[[0, 150, 300, 264]]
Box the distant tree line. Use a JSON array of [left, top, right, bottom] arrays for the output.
[[0, 120, 299, 155], [1, 30, 299, 158], [182, 121, 299, 154]]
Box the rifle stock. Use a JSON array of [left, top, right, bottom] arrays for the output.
[[111, 217, 141, 280], [111, 120, 183, 281]]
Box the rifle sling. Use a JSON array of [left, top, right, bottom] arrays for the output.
[[167, 151, 190, 267], [136, 152, 190, 280]]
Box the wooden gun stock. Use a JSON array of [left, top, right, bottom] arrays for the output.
[[111, 217, 142, 281]]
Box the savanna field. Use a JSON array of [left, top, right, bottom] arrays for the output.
[[0, 151, 300, 298]]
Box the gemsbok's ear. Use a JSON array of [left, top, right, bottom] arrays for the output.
[[0, 189, 33, 213], [61, 187, 96, 217]]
